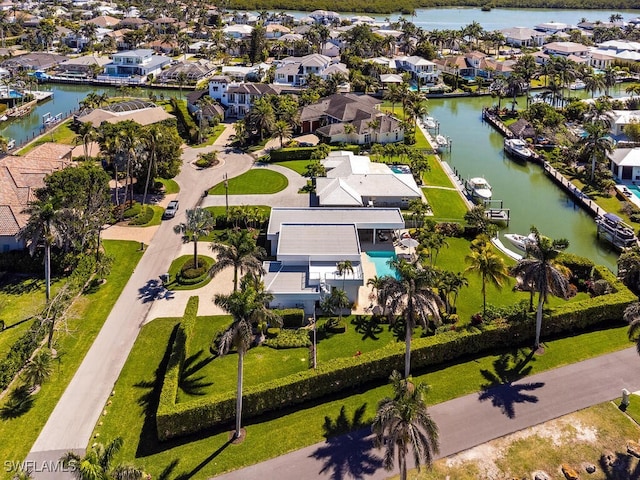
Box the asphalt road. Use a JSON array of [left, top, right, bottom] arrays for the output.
[[213, 347, 640, 480], [25, 126, 254, 480]]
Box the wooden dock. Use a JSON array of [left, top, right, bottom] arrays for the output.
[[541, 162, 605, 218]]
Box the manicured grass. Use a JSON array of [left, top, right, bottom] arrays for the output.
[[209, 170, 288, 195], [414, 125, 432, 150], [0, 241, 143, 474], [423, 154, 455, 188], [274, 160, 312, 176], [620, 393, 640, 424], [423, 187, 469, 221], [157, 178, 180, 195], [165, 255, 214, 291], [194, 125, 226, 148], [134, 205, 163, 227], [95, 316, 633, 480], [0, 278, 63, 357], [17, 120, 78, 155], [205, 206, 272, 219]]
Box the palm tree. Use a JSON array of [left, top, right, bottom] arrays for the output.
[[581, 122, 614, 183], [322, 287, 351, 324], [464, 243, 509, 317], [510, 228, 571, 350], [337, 260, 354, 290], [378, 259, 443, 378], [22, 348, 53, 391], [215, 283, 277, 439], [372, 370, 439, 480], [61, 437, 145, 480], [18, 200, 66, 302], [209, 229, 266, 291], [174, 208, 215, 267], [141, 124, 163, 206], [271, 119, 292, 149], [77, 122, 96, 160]]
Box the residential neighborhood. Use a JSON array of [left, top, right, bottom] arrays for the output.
[[4, 2, 640, 480]]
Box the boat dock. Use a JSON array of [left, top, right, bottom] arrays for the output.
[[541, 162, 606, 218]]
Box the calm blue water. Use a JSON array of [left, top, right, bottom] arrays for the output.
[[366, 251, 399, 279]]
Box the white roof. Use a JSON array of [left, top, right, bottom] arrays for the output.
[[277, 224, 360, 256], [610, 148, 640, 167], [267, 207, 405, 236]]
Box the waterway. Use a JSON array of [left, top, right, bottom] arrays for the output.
[[0, 84, 182, 147], [282, 7, 640, 30], [428, 95, 621, 271]]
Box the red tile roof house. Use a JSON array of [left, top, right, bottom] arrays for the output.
[[0, 143, 72, 252]]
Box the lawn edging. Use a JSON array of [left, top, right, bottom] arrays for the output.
[[156, 265, 635, 441]]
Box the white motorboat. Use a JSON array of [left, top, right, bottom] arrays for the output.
[[569, 80, 586, 90], [435, 134, 448, 152], [504, 138, 533, 161], [596, 213, 637, 249], [6, 138, 15, 150], [504, 232, 536, 251], [424, 116, 436, 129], [466, 177, 492, 203]]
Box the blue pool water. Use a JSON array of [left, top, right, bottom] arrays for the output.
[[390, 165, 411, 174], [626, 184, 640, 200], [366, 251, 399, 279]]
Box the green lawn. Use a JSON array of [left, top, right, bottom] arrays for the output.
[[209, 170, 288, 195], [194, 125, 226, 148], [157, 178, 180, 195], [0, 241, 143, 477], [94, 315, 633, 480], [17, 120, 78, 155], [0, 278, 63, 357], [423, 187, 469, 221], [423, 155, 455, 188], [273, 160, 312, 176]]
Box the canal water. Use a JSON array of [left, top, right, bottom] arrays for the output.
[[428, 95, 621, 271], [0, 84, 181, 147]]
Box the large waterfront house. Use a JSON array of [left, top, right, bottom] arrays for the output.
[[75, 99, 175, 127], [274, 53, 348, 86], [395, 55, 439, 85], [609, 147, 640, 182], [98, 49, 171, 84], [0, 144, 72, 252], [263, 207, 405, 313], [501, 27, 546, 48], [316, 151, 423, 207]]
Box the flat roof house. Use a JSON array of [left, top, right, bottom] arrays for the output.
[[264, 207, 405, 313], [99, 49, 171, 84]]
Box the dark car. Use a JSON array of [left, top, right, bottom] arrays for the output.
[[163, 200, 179, 219]]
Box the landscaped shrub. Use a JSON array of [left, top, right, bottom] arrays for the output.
[[274, 308, 304, 328], [177, 257, 213, 285], [268, 145, 359, 162], [128, 205, 154, 225], [325, 318, 346, 333], [170, 98, 199, 144], [266, 327, 280, 338], [156, 265, 635, 441], [0, 250, 45, 274], [435, 222, 465, 237], [122, 202, 141, 219], [263, 329, 311, 349]]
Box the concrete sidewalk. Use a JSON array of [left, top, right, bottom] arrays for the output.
[[213, 346, 640, 480]]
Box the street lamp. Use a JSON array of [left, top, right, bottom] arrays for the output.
[[224, 172, 229, 216]]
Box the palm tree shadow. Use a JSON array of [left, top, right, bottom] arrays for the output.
[[352, 316, 383, 341], [310, 405, 383, 480], [0, 385, 34, 419], [599, 451, 640, 479], [179, 350, 214, 396], [478, 349, 544, 418], [138, 279, 173, 303], [173, 439, 233, 480]]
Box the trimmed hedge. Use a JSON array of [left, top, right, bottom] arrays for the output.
[[155, 265, 635, 441], [263, 328, 311, 349], [269, 145, 359, 162], [170, 98, 199, 144], [273, 308, 305, 328]]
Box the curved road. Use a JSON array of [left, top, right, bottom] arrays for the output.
[[26, 124, 254, 479]]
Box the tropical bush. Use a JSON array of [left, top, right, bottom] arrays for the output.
[[263, 329, 311, 349], [273, 308, 305, 328], [128, 205, 154, 225]]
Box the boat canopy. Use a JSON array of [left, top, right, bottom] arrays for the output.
[[603, 213, 623, 223]]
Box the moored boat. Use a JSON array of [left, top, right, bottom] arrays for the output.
[[596, 213, 637, 249], [465, 177, 492, 203], [570, 80, 586, 90], [435, 134, 448, 152], [504, 138, 533, 161], [504, 232, 536, 251], [424, 116, 436, 129]]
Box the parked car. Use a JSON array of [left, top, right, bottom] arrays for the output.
[[163, 200, 179, 219]]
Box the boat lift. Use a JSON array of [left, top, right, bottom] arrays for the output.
[[483, 199, 510, 226], [42, 112, 62, 126]]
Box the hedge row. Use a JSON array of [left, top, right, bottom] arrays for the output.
[[155, 265, 635, 441], [0, 254, 96, 392], [269, 145, 359, 162], [170, 98, 199, 144], [273, 308, 305, 328]]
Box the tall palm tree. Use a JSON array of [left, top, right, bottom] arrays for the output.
[[271, 119, 292, 149], [580, 122, 614, 183], [464, 243, 509, 317], [215, 283, 277, 439], [174, 208, 215, 267], [372, 370, 439, 480], [18, 200, 66, 302], [141, 124, 163, 206], [510, 228, 571, 350], [61, 437, 145, 480], [337, 260, 354, 290], [378, 259, 443, 378], [209, 229, 266, 291]]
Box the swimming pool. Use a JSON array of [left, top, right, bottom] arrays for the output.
[[390, 165, 411, 175], [366, 251, 399, 279], [626, 183, 640, 201]]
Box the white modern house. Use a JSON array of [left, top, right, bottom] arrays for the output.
[[263, 207, 405, 313], [99, 49, 171, 84], [395, 55, 439, 85], [316, 151, 423, 207], [609, 147, 640, 182], [608, 110, 640, 136], [274, 54, 347, 86]]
